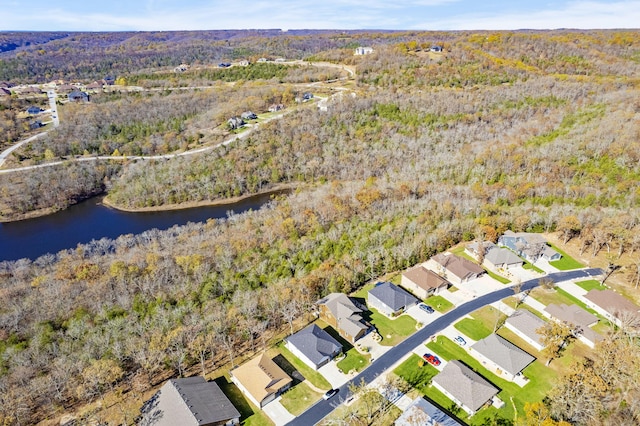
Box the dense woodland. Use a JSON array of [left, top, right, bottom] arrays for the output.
[[1, 29, 640, 425]]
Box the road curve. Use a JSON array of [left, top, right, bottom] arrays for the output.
[[287, 268, 603, 426]]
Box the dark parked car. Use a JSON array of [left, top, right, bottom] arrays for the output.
[[423, 353, 441, 366], [419, 303, 435, 314], [323, 388, 339, 400]]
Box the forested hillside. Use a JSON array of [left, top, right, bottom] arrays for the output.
[[1, 29, 640, 425]]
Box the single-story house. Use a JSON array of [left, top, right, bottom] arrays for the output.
[[230, 353, 292, 408], [504, 309, 547, 351], [401, 265, 450, 298], [428, 253, 486, 285], [430, 45, 443, 52], [317, 293, 370, 344], [29, 120, 43, 130], [543, 304, 603, 347], [368, 281, 419, 317], [497, 231, 561, 262], [86, 81, 103, 90], [432, 360, 500, 416], [470, 334, 535, 382], [584, 289, 640, 327], [285, 324, 342, 370], [354, 46, 374, 55], [174, 64, 189, 72], [103, 76, 115, 85], [27, 106, 42, 115], [466, 241, 524, 270], [68, 91, 89, 102], [395, 396, 464, 426], [240, 111, 257, 120], [56, 84, 76, 94], [227, 117, 245, 130], [139, 376, 240, 426], [268, 103, 285, 112]]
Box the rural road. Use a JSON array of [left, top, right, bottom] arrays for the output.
[[286, 268, 603, 426]]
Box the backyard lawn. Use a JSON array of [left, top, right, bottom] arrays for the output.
[[454, 317, 492, 341], [548, 244, 584, 270], [368, 308, 417, 346], [424, 295, 454, 312], [214, 377, 273, 426], [280, 382, 322, 416], [393, 354, 439, 392]]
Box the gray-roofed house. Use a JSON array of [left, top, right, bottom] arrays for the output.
[[584, 289, 640, 327], [504, 309, 546, 351], [467, 241, 524, 270], [139, 376, 240, 426], [469, 334, 535, 383], [317, 293, 370, 344], [395, 396, 464, 426], [27, 106, 42, 115], [428, 253, 486, 285], [401, 265, 450, 299], [497, 231, 561, 262], [240, 111, 257, 120], [432, 360, 500, 416], [368, 281, 418, 317], [543, 303, 602, 348], [285, 324, 342, 370], [68, 90, 90, 102]]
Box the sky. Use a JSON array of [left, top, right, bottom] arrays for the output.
[[2, 0, 639, 31]]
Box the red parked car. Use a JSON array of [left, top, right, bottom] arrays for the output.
[[423, 353, 441, 366]]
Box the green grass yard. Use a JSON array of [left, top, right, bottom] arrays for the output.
[[425, 335, 556, 423], [337, 348, 370, 373], [279, 382, 322, 416], [425, 295, 454, 313], [454, 317, 492, 340], [214, 377, 274, 426], [575, 279, 606, 291], [368, 308, 417, 346], [548, 244, 584, 270], [486, 270, 511, 284]]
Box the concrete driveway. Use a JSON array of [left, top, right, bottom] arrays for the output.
[[263, 397, 295, 426], [405, 303, 443, 325], [318, 360, 351, 388]]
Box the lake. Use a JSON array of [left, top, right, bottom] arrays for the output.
[[0, 193, 274, 262]]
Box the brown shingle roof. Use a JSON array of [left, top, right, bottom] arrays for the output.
[[432, 253, 485, 280], [403, 266, 449, 290], [544, 303, 598, 328], [584, 289, 639, 316], [231, 353, 291, 405]]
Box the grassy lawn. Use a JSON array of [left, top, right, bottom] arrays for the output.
[[450, 245, 475, 261], [449, 286, 460, 293], [214, 377, 273, 426], [575, 279, 605, 291], [486, 270, 511, 284], [454, 317, 492, 340], [469, 305, 506, 334], [531, 287, 600, 317], [337, 348, 370, 373], [425, 335, 555, 422], [425, 295, 454, 312], [523, 262, 545, 273], [352, 282, 375, 299], [548, 244, 584, 270], [393, 354, 439, 392], [280, 382, 322, 416], [367, 308, 417, 346], [276, 343, 332, 390]]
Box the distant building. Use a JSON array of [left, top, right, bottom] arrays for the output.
[[268, 104, 285, 112], [174, 64, 190, 72], [27, 106, 42, 115], [498, 231, 561, 263], [68, 91, 90, 103], [0, 87, 11, 96], [240, 111, 257, 120], [227, 117, 245, 130], [430, 45, 443, 52], [354, 46, 374, 55], [139, 376, 240, 426]]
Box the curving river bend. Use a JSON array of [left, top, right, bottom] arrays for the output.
[[0, 193, 273, 262]]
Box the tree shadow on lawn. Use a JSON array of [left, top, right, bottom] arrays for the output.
[[213, 376, 255, 420], [272, 354, 305, 385]]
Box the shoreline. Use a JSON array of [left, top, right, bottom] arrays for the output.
[[0, 184, 297, 223], [101, 184, 296, 212]]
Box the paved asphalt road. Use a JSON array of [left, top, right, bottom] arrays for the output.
[[287, 268, 603, 426]]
